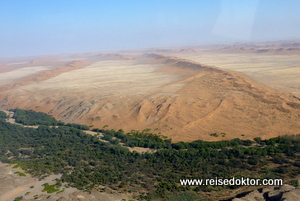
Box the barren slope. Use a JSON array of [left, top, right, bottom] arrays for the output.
[[0, 51, 300, 142], [166, 41, 300, 97]]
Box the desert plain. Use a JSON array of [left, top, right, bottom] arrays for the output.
[[1, 41, 300, 142]]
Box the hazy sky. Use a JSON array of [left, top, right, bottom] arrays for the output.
[[1, 0, 300, 57]]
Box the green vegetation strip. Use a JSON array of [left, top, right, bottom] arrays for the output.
[[1, 109, 300, 200]]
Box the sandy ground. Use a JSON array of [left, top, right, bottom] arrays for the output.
[[166, 51, 300, 96], [0, 162, 62, 201], [0, 43, 300, 142], [0, 162, 132, 201], [22, 60, 182, 96], [0, 43, 300, 200]]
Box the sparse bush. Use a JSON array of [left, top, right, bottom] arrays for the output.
[[13, 196, 23, 201]]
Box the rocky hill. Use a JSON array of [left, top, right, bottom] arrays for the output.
[[232, 184, 300, 201]]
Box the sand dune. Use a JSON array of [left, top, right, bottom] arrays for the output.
[[0, 60, 91, 92], [165, 46, 300, 97], [0, 44, 300, 142]]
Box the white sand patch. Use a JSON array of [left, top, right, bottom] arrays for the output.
[[0, 66, 51, 85], [23, 60, 183, 96], [168, 52, 300, 93], [6, 62, 29, 65]]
